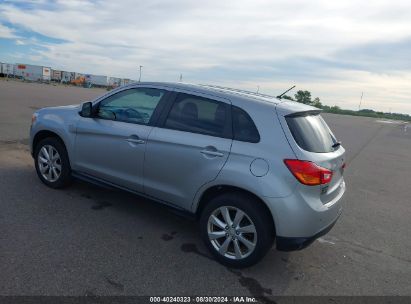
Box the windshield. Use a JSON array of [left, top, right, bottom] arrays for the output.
[[286, 114, 338, 153]]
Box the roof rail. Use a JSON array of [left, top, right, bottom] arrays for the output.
[[199, 84, 276, 99]]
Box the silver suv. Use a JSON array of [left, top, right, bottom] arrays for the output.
[[30, 82, 346, 267]]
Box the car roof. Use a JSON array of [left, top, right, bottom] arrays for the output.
[[115, 81, 318, 115], [126, 81, 282, 105]]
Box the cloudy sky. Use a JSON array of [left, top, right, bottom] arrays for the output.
[[1, 0, 411, 114]]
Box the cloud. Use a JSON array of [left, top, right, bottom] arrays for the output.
[[0, 23, 18, 38], [0, 0, 411, 113], [332, 38, 411, 72]]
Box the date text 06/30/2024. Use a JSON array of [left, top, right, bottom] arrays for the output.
[[149, 296, 258, 303]]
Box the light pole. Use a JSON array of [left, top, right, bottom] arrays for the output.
[[138, 65, 143, 82], [358, 92, 363, 111]]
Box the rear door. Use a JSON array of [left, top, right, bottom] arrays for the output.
[[73, 87, 169, 193], [279, 110, 346, 204], [143, 92, 232, 210]]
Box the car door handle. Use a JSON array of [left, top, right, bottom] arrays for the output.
[[125, 136, 145, 144], [200, 149, 224, 157]]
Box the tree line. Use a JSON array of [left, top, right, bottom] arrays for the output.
[[281, 90, 411, 122]]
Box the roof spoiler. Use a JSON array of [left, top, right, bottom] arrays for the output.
[[285, 109, 322, 118]]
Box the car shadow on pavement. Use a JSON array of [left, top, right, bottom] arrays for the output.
[[71, 179, 293, 298]]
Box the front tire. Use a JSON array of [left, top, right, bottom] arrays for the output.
[[34, 137, 72, 188], [200, 192, 274, 268]]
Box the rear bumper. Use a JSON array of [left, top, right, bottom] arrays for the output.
[[262, 179, 345, 242], [276, 215, 338, 251]]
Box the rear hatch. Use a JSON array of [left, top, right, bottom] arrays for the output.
[[276, 102, 346, 204]]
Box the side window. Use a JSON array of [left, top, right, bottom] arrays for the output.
[[232, 106, 260, 143], [164, 93, 229, 138], [97, 88, 165, 125]]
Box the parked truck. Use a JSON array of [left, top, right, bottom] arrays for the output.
[[1, 63, 15, 77], [1, 61, 135, 89], [61, 71, 75, 83], [85, 74, 109, 87], [14, 64, 51, 82], [71, 74, 86, 86], [121, 78, 131, 86], [51, 70, 62, 82], [108, 77, 122, 88], [42, 67, 51, 82]]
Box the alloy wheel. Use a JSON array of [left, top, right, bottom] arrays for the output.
[[37, 145, 62, 183], [207, 206, 257, 260]]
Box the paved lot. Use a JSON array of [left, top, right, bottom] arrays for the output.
[[1, 80, 411, 297]]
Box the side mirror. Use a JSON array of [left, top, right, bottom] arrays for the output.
[[80, 102, 93, 117]]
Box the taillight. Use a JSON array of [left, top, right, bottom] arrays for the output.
[[284, 159, 333, 186]]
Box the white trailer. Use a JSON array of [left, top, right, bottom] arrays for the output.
[[108, 77, 122, 87], [51, 70, 62, 81], [42, 67, 51, 81], [121, 78, 132, 86], [1, 63, 14, 77], [85, 74, 109, 87], [14, 64, 51, 82], [61, 71, 76, 83]]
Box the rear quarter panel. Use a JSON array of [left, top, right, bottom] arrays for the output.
[[192, 98, 298, 212]]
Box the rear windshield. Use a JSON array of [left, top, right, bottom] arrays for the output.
[[286, 114, 337, 153]]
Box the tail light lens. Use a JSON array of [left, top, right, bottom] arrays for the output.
[[284, 159, 333, 186]]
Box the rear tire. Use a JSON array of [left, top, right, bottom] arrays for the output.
[[34, 137, 72, 188], [200, 192, 274, 268]]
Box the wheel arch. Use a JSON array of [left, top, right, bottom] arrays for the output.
[[32, 130, 68, 156], [195, 185, 276, 236]]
